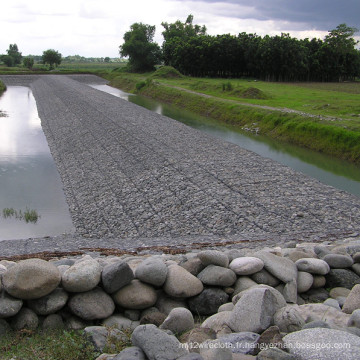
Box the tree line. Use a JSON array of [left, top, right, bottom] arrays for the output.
[[0, 45, 62, 70], [121, 16, 360, 82]]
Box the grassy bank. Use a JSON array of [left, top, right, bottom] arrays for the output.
[[108, 70, 360, 164], [0, 79, 6, 94]]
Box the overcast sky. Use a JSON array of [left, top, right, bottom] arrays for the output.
[[1, 0, 359, 58]]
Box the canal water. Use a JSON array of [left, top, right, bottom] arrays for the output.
[[90, 84, 360, 198], [0, 86, 74, 240]]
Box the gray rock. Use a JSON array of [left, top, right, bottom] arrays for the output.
[[177, 354, 204, 360], [197, 250, 229, 268], [197, 265, 236, 287], [179, 257, 205, 276], [326, 269, 360, 289], [11, 307, 38, 330], [233, 276, 258, 296], [257, 347, 297, 360], [84, 326, 128, 352], [156, 293, 188, 315], [103, 314, 140, 331], [199, 339, 232, 360], [218, 302, 234, 312], [0, 319, 10, 337], [346, 326, 360, 337], [295, 258, 330, 275], [42, 314, 64, 330], [311, 275, 326, 288], [283, 328, 360, 359], [200, 311, 232, 334], [179, 327, 216, 353], [314, 245, 332, 258], [68, 287, 115, 320], [124, 310, 140, 321], [131, 324, 189, 360], [352, 263, 360, 276], [343, 284, 360, 314], [329, 287, 351, 299], [228, 287, 285, 333], [297, 271, 313, 293], [218, 332, 260, 354], [113, 346, 146, 360], [348, 309, 360, 328], [135, 258, 167, 287], [273, 305, 305, 333], [140, 311, 166, 327], [297, 303, 350, 328], [252, 325, 284, 356], [160, 307, 194, 334], [323, 254, 354, 268], [101, 261, 134, 294], [163, 265, 203, 298], [52, 258, 76, 266], [301, 288, 329, 302], [27, 288, 68, 315], [62, 259, 102, 292], [323, 298, 341, 311], [254, 250, 297, 283], [251, 269, 280, 287], [337, 296, 347, 308], [2, 259, 61, 299], [283, 279, 298, 303], [353, 252, 360, 263], [64, 315, 91, 330], [229, 257, 264, 275], [0, 292, 23, 318], [287, 250, 316, 262], [188, 288, 229, 315], [302, 320, 331, 329], [113, 280, 157, 310]]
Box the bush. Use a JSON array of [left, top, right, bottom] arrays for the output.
[[23, 57, 34, 69], [1, 55, 14, 67]]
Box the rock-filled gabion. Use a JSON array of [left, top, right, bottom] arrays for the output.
[[1, 239, 360, 359]]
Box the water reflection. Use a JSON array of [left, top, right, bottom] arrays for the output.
[[90, 84, 360, 197], [0, 86, 74, 240]]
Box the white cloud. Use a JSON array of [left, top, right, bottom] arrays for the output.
[[0, 0, 358, 57]]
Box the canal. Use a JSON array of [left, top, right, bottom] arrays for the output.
[[90, 84, 360, 198]]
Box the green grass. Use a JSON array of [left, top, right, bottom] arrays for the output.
[[108, 71, 360, 164], [2, 207, 40, 223], [0, 329, 100, 360]]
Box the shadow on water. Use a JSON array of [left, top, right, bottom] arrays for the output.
[[0, 86, 74, 240], [90, 84, 360, 197]]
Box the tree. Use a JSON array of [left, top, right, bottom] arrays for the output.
[[104, 57, 110, 63], [23, 57, 34, 69], [7, 44, 22, 65], [119, 23, 162, 72], [42, 49, 62, 69], [1, 55, 14, 67]]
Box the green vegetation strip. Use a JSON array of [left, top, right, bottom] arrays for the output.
[[2, 207, 40, 224], [108, 70, 360, 164]]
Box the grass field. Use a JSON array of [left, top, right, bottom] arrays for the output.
[[107, 68, 360, 163]]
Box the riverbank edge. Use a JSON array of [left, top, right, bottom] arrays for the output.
[[0, 79, 6, 94], [107, 74, 360, 165]]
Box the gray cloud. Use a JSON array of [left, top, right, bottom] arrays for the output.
[[186, 0, 360, 31]]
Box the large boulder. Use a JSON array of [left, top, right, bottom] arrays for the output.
[[135, 258, 167, 287], [27, 288, 68, 315], [131, 324, 189, 360], [62, 259, 102, 292], [295, 258, 330, 275], [163, 265, 203, 298], [160, 307, 194, 334], [197, 250, 229, 267], [254, 250, 297, 283], [0, 292, 23, 318], [68, 287, 115, 320], [229, 257, 264, 275], [101, 261, 134, 293], [188, 288, 228, 315], [342, 284, 360, 314], [113, 280, 157, 310], [326, 269, 360, 289], [228, 287, 285, 333], [2, 259, 61, 299], [197, 265, 236, 287]]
